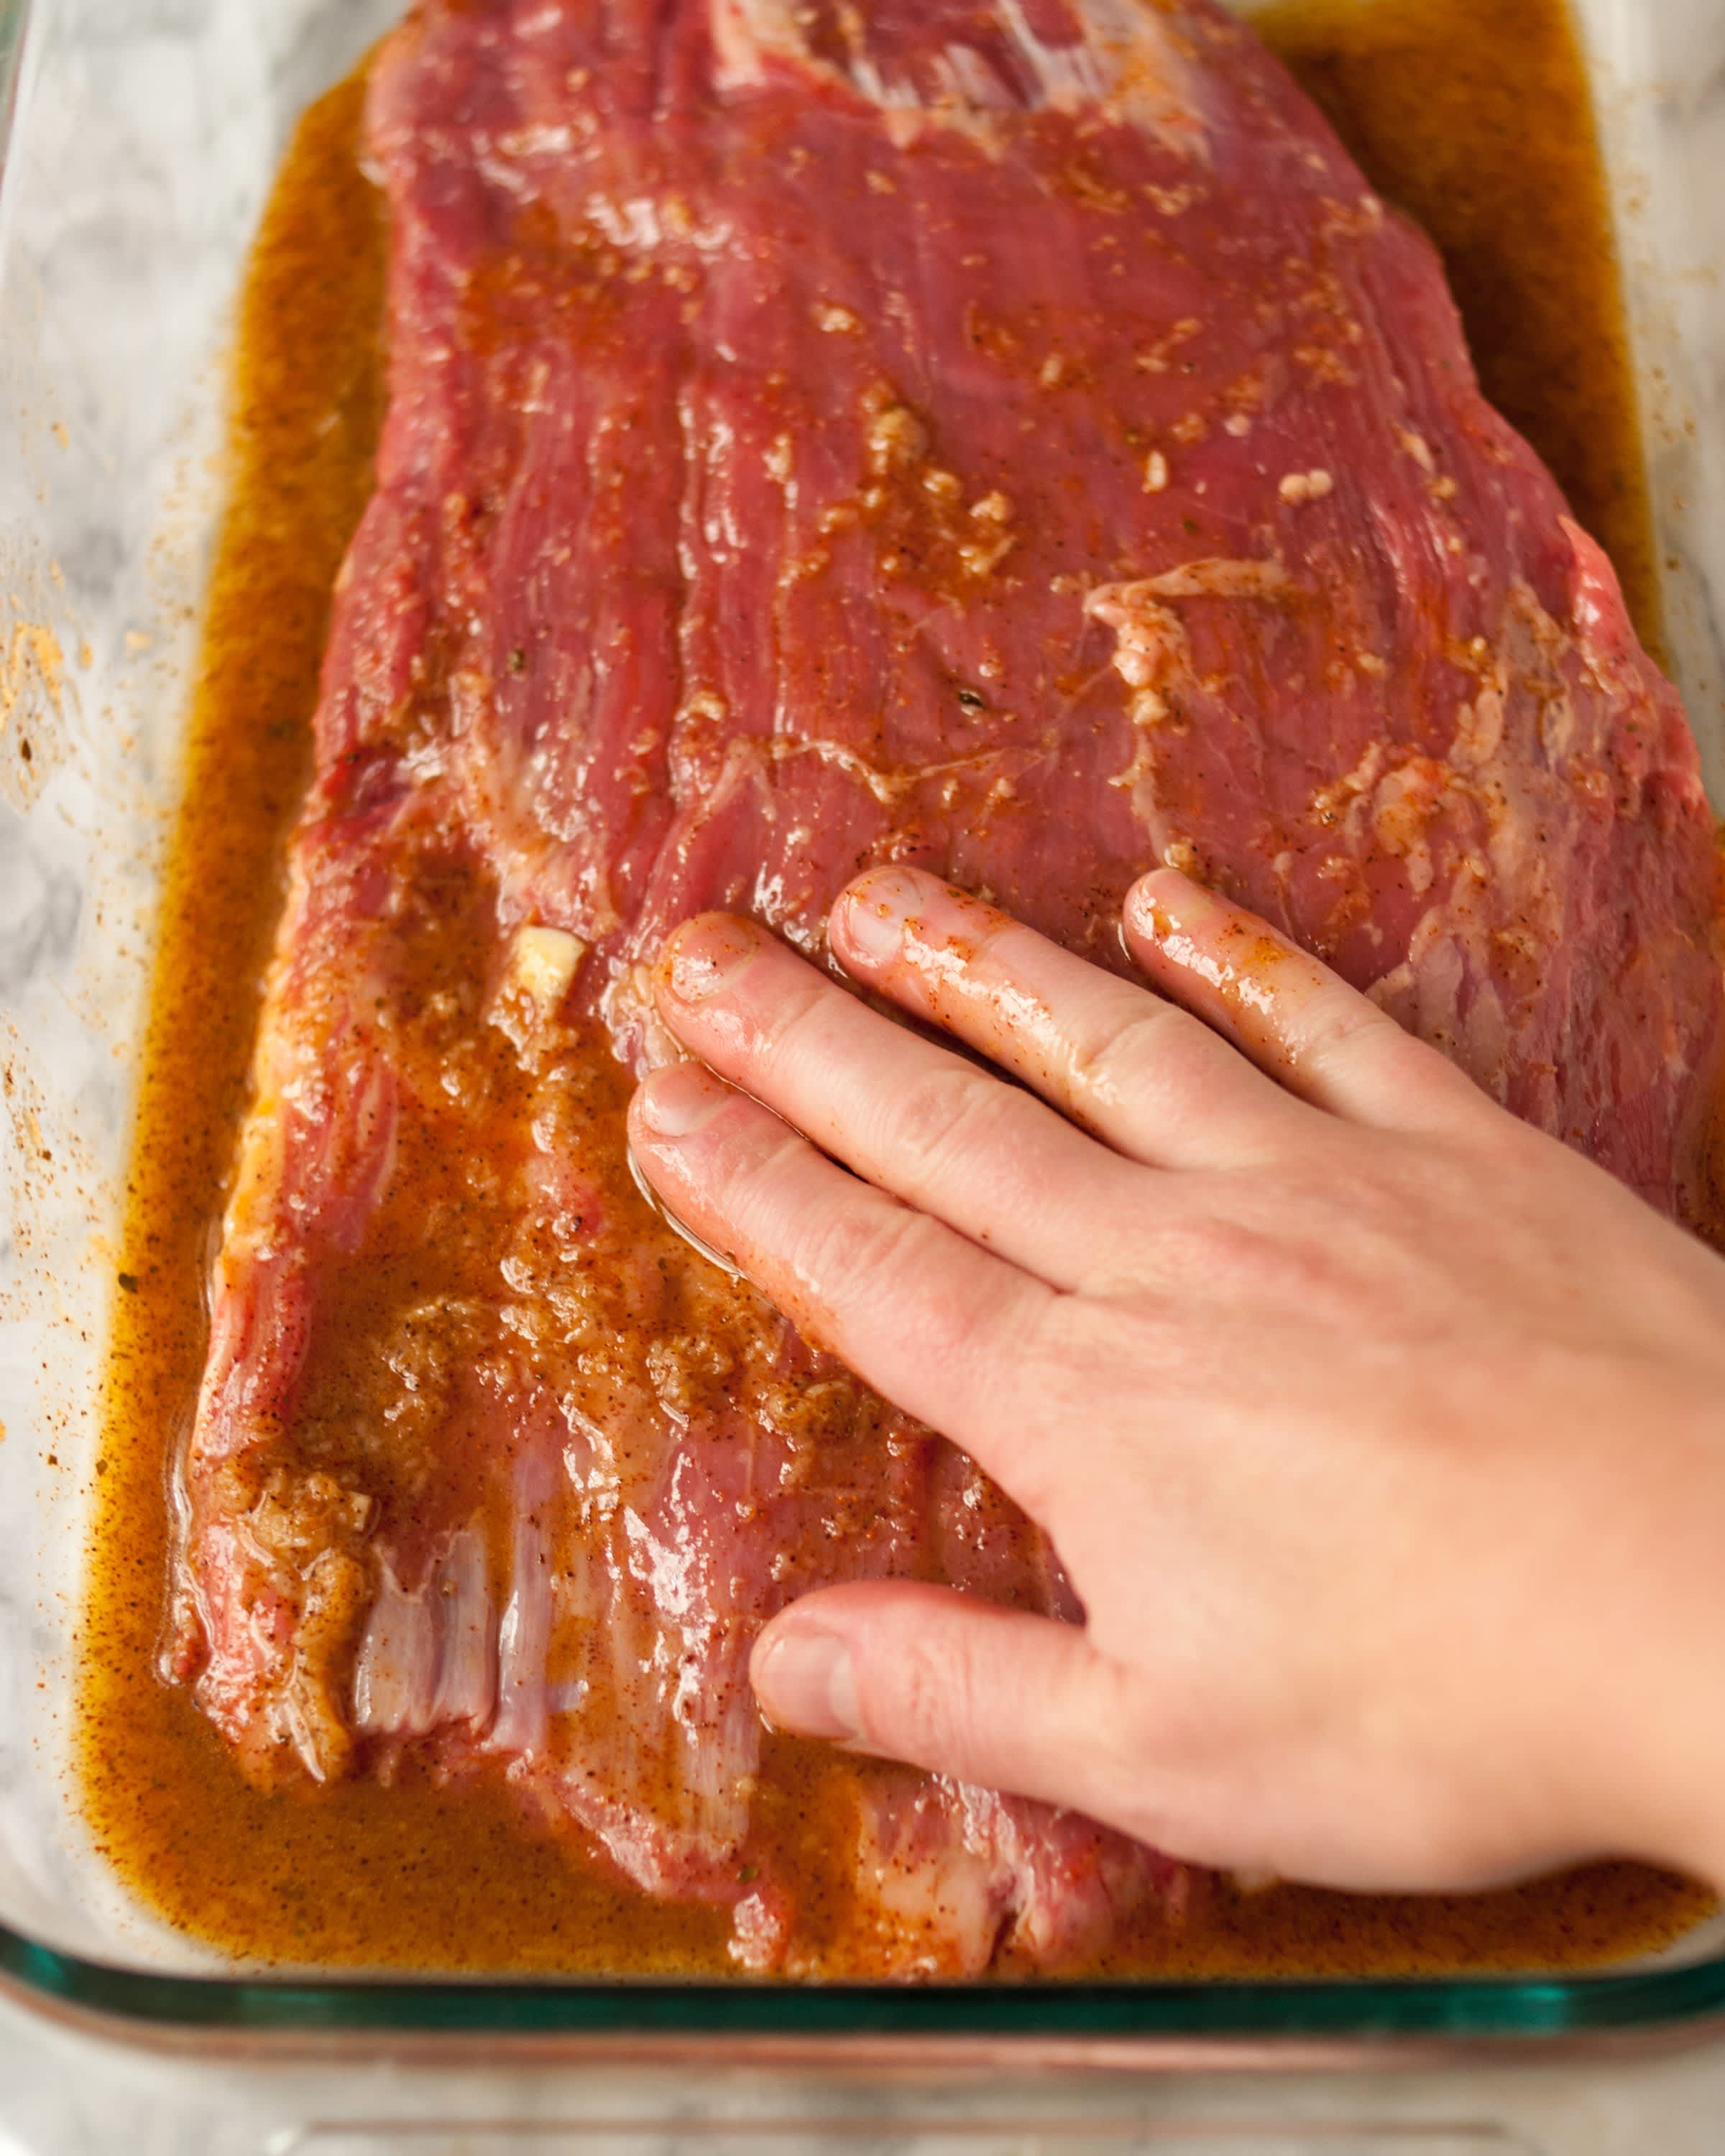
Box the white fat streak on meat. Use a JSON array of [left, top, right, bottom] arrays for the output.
[[1358, 525, 1691, 1125], [769, 733, 1014, 808], [352, 1529, 497, 1741], [369, 1314, 770, 1896], [518, 1413, 765, 1899], [708, 0, 1209, 158], [838, 1781, 1011, 1977], [1357, 591, 1573, 1097], [1085, 560, 1289, 847], [489, 1439, 561, 1761], [824, 1775, 1179, 1978], [954, 1784, 1180, 1960], [218, 1013, 401, 1277], [932, 41, 1019, 111], [622, 1452, 758, 1848], [437, 1531, 500, 1725]]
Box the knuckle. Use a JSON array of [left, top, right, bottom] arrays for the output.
[[1139, 1194, 1357, 1320], [756, 972, 845, 1074], [967, 909, 1036, 982], [1300, 998, 1408, 1091], [877, 1624, 970, 1761], [702, 1110, 802, 1210], [884, 1639, 962, 1759], [1070, 1002, 1211, 1112], [1301, 994, 1387, 1072], [791, 1192, 922, 1306], [1153, 1203, 1284, 1286], [883, 1064, 1016, 1179], [1000, 1421, 1085, 1527], [1084, 1675, 1179, 1825], [1305, 999, 1477, 1115]]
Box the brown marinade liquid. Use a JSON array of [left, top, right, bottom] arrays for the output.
[[78, 8, 1715, 1975]]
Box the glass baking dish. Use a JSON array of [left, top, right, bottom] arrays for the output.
[[4, 0, 1725, 2062]]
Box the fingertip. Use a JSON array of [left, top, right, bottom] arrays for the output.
[[829, 865, 940, 977], [630, 1059, 736, 1146], [750, 1613, 862, 1742], [1124, 874, 1302, 1008], [653, 911, 764, 1013], [839, 862, 945, 909], [1124, 866, 1220, 940]]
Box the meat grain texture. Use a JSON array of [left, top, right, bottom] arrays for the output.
[[167, 0, 1724, 1976]]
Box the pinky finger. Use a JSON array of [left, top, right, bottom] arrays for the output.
[[1123, 870, 1486, 1132]]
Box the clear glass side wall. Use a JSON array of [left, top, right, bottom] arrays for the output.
[[2, 0, 1724, 2042]]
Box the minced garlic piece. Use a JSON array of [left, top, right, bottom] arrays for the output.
[[1279, 469, 1335, 505], [505, 926, 587, 1012], [865, 400, 926, 475]]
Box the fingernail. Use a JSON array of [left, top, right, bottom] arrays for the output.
[[637, 1061, 729, 1141], [1133, 866, 1221, 939], [837, 868, 928, 970], [753, 1625, 860, 1742], [660, 915, 762, 1005]]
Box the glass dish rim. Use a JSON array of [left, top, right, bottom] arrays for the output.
[[4, 0, 1724, 2049], [6, 1935, 1725, 2044]]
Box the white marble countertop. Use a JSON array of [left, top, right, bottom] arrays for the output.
[[6, 1984, 1725, 2154], [6, 2, 1725, 2147]]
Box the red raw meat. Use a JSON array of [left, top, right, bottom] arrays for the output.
[[165, 0, 1723, 1974]]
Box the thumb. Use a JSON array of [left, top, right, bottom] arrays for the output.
[[750, 1581, 1130, 1819]]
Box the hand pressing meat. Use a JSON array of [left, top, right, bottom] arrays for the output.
[[631, 865, 1725, 1899]]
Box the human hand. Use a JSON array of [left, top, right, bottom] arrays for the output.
[[627, 867, 1725, 1895]]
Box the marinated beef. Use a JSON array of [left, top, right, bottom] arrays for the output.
[[165, 0, 1723, 1974]]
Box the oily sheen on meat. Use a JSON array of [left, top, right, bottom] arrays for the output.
[[165, 0, 1723, 1975]]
